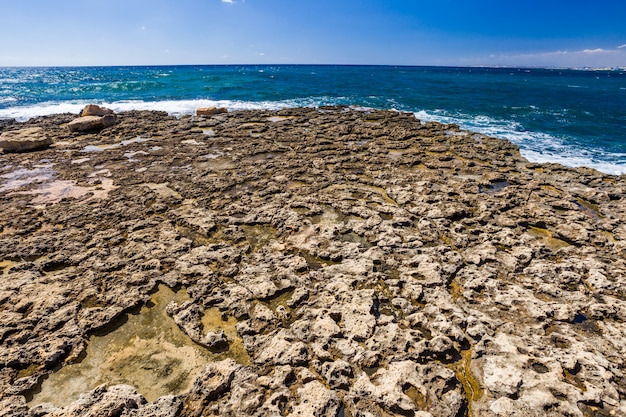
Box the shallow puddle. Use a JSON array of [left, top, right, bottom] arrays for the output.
[[0, 165, 55, 192], [574, 198, 602, 219], [80, 137, 150, 153], [447, 348, 483, 416], [478, 180, 510, 194], [364, 185, 398, 206], [239, 122, 266, 129], [181, 139, 203, 146], [267, 116, 296, 123], [298, 251, 338, 270], [388, 150, 404, 160], [249, 152, 276, 162], [80, 143, 120, 152], [124, 150, 148, 161], [241, 225, 279, 252], [17, 178, 116, 204], [29, 285, 248, 407], [201, 307, 251, 365], [338, 232, 373, 248], [310, 207, 350, 225], [527, 226, 570, 250]]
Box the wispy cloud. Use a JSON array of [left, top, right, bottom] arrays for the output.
[[222, 0, 234, 3], [477, 47, 626, 68], [582, 48, 612, 54]]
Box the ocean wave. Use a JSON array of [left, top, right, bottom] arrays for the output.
[[0, 97, 350, 122], [414, 110, 626, 176], [0, 97, 18, 105]]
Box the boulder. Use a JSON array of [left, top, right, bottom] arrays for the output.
[[0, 127, 52, 152], [68, 114, 116, 132], [81, 104, 115, 117], [67, 105, 117, 132], [196, 107, 228, 116]]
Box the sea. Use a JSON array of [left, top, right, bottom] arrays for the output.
[[1, 65, 624, 175]]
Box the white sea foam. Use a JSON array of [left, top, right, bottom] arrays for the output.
[[414, 110, 626, 176], [0, 97, 339, 122]]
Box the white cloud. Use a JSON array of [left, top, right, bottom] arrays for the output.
[[222, 0, 234, 3], [582, 48, 611, 54], [618, 44, 626, 49]]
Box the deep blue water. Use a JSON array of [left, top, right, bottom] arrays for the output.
[[1, 65, 624, 174]]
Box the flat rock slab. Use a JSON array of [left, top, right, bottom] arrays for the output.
[[0, 127, 52, 152], [68, 114, 116, 132]]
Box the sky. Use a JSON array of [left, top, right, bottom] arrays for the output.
[[1, 0, 625, 68]]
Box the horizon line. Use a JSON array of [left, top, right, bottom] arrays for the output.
[[1, 63, 625, 71]]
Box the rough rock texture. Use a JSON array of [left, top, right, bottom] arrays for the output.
[[67, 105, 117, 132], [0, 127, 52, 152], [67, 115, 116, 132], [80, 104, 115, 117], [196, 107, 228, 116], [0, 107, 625, 417]]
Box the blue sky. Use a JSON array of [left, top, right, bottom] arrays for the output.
[[1, 0, 625, 67]]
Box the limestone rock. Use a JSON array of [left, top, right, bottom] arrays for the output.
[[0, 396, 28, 417], [196, 107, 227, 116], [81, 104, 115, 117], [135, 395, 182, 417], [2, 108, 626, 417], [68, 114, 117, 132], [290, 380, 342, 417], [38, 384, 147, 417], [185, 359, 241, 412], [0, 127, 52, 152]]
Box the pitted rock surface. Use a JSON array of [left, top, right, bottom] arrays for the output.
[[0, 108, 625, 416]]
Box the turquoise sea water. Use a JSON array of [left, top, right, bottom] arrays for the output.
[[0, 65, 624, 174]]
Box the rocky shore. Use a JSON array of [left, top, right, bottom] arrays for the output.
[[0, 107, 625, 417]]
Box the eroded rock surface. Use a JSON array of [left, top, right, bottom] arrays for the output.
[[0, 107, 625, 416]]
